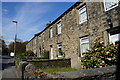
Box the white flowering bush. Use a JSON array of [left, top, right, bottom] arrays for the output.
[[81, 40, 118, 69]]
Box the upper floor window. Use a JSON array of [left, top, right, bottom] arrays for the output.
[[79, 5, 87, 24], [57, 21, 61, 35], [80, 36, 89, 57], [50, 28, 53, 38], [104, 0, 118, 11]]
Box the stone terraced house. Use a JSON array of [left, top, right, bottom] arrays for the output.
[[26, 1, 120, 69]]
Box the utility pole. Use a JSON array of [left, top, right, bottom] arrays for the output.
[[12, 21, 18, 56]]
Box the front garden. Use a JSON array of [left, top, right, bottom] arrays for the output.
[[81, 39, 119, 69], [42, 67, 77, 75], [15, 39, 119, 79]]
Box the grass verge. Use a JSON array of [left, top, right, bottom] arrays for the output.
[[42, 67, 77, 75]]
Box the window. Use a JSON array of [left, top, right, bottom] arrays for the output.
[[57, 22, 61, 35], [57, 44, 62, 57], [109, 31, 120, 44], [79, 5, 87, 24], [80, 37, 89, 57], [39, 47, 42, 56], [50, 28, 53, 38], [104, 0, 118, 11]]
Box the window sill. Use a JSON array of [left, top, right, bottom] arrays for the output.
[[104, 5, 118, 12], [58, 55, 63, 57], [79, 20, 87, 25], [57, 33, 61, 36]]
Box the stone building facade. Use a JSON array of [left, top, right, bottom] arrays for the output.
[[26, 1, 120, 69]]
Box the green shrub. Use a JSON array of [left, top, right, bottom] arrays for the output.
[[42, 51, 49, 59], [32, 57, 42, 60], [15, 54, 27, 61], [15, 50, 35, 61], [58, 49, 65, 57], [58, 57, 66, 59], [24, 50, 35, 56], [81, 40, 118, 69]]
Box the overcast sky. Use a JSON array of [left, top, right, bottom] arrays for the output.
[[2, 2, 76, 44]]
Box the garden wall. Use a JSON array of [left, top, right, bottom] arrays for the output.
[[16, 59, 117, 80], [57, 65, 116, 80], [15, 61, 28, 79], [15, 59, 71, 79], [27, 58, 71, 69]]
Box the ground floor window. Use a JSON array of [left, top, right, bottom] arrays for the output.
[[80, 36, 89, 57], [57, 44, 62, 57], [109, 30, 120, 45]]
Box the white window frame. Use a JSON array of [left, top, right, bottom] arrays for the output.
[[79, 5, 87, 24], [109, 33, 120, 44], [57, 44, 62, 57], [80, 37, 89, 57], [57, 22, 62, 35], [50, 28, 53, 38], [50, 46, 54, 59], [103, 0, 118, 11]]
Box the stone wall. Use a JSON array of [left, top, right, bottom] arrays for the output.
[[15, 61, 28, 79], [27, 58, 71, 69], [15, 59, 71, 79], [26, 1, 120, 69], [57, 65, 116, 80], [16, 61, 117, 80]]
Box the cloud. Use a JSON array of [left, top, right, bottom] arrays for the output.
[[5, 39, 14, 45], [3, 9, 8, 13], [3, 2, 52, 44]]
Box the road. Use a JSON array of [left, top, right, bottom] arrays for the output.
[[0, 55, 18, 79]]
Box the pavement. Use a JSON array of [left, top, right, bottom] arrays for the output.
[[2, 66, 17, 78], [0, 55, 18, 80], [0, 56, 2, 79], [0, 57, 2, 80]]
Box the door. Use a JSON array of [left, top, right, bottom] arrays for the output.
[[50, 46, 53, 59]]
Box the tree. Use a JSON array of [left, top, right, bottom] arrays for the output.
[[23, 41, 29, 45], [8, 41, 29, 55], [8, 42, 14, 53], [1, 39, 9, 55]]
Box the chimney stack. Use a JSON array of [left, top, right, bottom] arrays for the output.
[[46, 21, 51, 27]]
